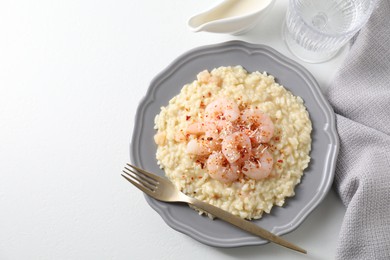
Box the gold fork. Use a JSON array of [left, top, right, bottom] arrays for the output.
[[122, 163, 306, 254]]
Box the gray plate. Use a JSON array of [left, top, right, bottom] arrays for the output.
[[130, 41, 339, 247]]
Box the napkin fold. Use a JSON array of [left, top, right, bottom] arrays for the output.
[[326, 0, 390, 259]]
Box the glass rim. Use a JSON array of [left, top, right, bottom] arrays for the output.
[[290, 0, 378, 38]]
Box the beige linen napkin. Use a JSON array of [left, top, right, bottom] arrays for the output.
[[326, 0, 390, 259]]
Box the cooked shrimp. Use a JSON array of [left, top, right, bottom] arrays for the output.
[[186, 122, 221, 151], [186, 121, 219, 140], [197, 70, 211, 83], [196, 70, 221, 86], [186, 139, 213, 156], [205, 98, 240, 123], [241, 108, 274, 144], [242, 146, 273, 180], [221, 132, 251, 164], [154, 131, 166, 146], [207, 151, 240, 183]]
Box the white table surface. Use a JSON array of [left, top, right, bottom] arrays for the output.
[[0, 0, 347, 259]]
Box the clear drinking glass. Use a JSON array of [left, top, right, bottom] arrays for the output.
[[283, 0, 378, 63]]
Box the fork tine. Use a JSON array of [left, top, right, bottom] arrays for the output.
[[121, 171, 155, 197], [127, 163, 162, 182], [124, 165, 158, 186], [123, 167, 157, 190]]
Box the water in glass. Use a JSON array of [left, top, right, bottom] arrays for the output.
[[284, 0, 377, 62]]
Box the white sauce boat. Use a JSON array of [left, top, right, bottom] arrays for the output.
[[187, 0, 276, 35]]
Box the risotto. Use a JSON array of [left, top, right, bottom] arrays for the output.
[[154, 66, 312, 220]]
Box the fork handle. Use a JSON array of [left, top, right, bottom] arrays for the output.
[[187, 197, 306, 254]]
